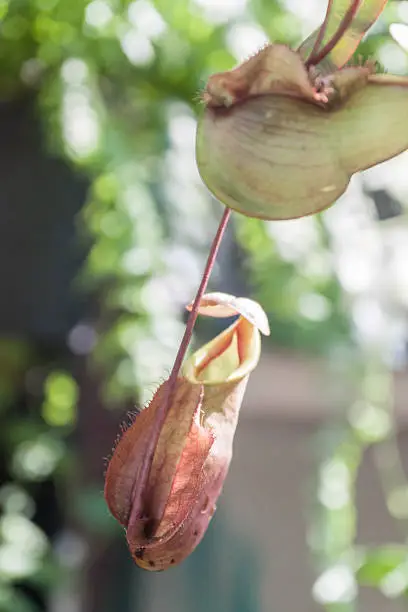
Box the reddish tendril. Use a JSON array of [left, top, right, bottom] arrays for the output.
[[147, 206, 231, 445], [306, 0, 362, 68], [167, 207, 231, 392]]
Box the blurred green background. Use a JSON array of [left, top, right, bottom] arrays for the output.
[[1, 0, 408, 610]]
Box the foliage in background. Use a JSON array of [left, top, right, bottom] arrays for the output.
[[10, 0, 351, 403], [0, 0, 408, 610]]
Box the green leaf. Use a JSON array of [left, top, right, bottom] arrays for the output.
[[357, 547, 408, 587], [299, 0, 388, 74]]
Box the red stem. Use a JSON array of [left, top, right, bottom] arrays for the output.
[[306, 0, 361, 68], [168, 207, 231, 384], [156, 206, 231, 427], [307, 0, 334, 62]]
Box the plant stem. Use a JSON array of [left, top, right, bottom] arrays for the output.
[[306, 0, 361, 68], [158, 206, 231, 423], [170, 206, 231, 383]]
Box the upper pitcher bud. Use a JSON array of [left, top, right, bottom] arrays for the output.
[[104, 292, 269, 571]]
